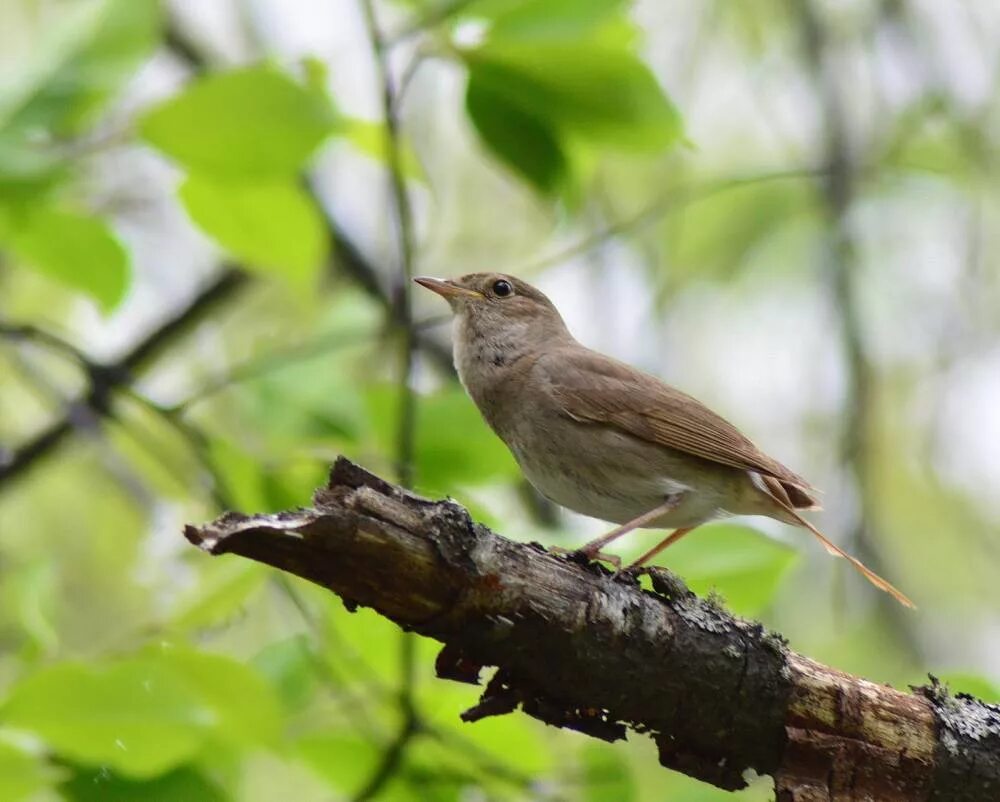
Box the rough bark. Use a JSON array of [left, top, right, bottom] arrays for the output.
[[184, 457, 1000, 800]]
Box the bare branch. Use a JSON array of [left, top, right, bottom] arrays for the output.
[[185, 457, 1000, 800]]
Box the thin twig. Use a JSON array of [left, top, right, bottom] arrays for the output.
[[354, 2, 426, 798], [792, 0, 924, 656], [0, 269, 248, 489], [360, 0, 420, 490], [519, 167, 829, 274], [0, 319, 230, 508], [175, 315, 449, 411]]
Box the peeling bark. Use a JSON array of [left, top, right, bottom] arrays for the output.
[[184, 457, 1000, 800]]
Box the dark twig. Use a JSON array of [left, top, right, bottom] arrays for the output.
[[354, 1, 426, 797], [0, 269, 248, 489], [360, 0, 420, 489]]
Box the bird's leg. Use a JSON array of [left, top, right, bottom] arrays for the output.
[[625, 526, 697, 569], [572, 496, 684, 564]]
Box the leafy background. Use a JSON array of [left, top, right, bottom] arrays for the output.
[[1, 0, 999, 799]]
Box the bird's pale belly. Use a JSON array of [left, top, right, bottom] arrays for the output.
[[504, 417, 744, 530]]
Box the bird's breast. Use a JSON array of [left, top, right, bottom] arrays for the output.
[[502, 410, 732, 528]]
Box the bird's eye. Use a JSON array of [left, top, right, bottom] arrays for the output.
[[492, 279, 513, 298]]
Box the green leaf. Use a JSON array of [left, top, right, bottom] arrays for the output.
[[581, 742, 635, 802], [206, 436, 269, 512], [633, 523, 798, 616], [296, 733, 380, 793], [365, 385, 520, 493], [0, 648, 282, 778], [156, 647, 283, 749], [1, 0, 160, 135], [937, 673, 1000, 703], [340, 118, 425, 181], [252, 635, 318, 712], [0, 0, 160, 184], [1, 658, 213, 777], [425, 686, 553, 776], [140, 64, 337, 179], [0, 0, 106, 125], [168, 558, 268, 632], [60, 765, 229, 802], [465, 72, 567, 194], [4, 204, 130, 312], [488, 0, 628, 43], [1, 560, 59, 658], [656, 770, 774, 801], [179, 175, 326, 283], [463, 42, 682, 151], [0, 736, 62, 802], [664, 177, 815, 280]]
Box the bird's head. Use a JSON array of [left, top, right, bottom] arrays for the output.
[[414, 273, 569, 345]]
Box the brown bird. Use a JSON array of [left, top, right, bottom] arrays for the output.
[[415, 272, 913, 608]]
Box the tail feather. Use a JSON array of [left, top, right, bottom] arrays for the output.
[[761, 483, 915, 609], [760, 473, 822, 511]]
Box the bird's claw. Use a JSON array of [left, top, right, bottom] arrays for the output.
[[549, 545, 622, 570]]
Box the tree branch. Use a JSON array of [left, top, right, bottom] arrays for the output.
[[0, 269, 248, 488], [184, 457, 1000, 801]]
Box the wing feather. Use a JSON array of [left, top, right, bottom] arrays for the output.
[[538, 347, 819, 507]]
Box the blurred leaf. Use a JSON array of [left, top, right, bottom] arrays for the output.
[[259, 458, 329, 511], [0, 560, 59, 659], [3, 204, 130, 312], [418, 673, 553, 778], [140, 64, 337, 179], [60, 765, 229, 802], [488, 0, 628, 43], [581, 742, 634, 802], [465, 72, 567, 194], [207, 437, 328, 514], [169, 559, 268, 632], [105, 397, 208, 501], [252, 635, 318, 712], [397, 739, 471, 802], [341, 118, 425, 181], [1, 658, 213, 777], [207, 436, 269, 513], [635, 523, 798, 616], [0, 647, 282, 778], [0, 1, 106, 124], [938, 673, 1000, 703], [179, 175, 326, 283], [462, 41, 681, 152], [656, 770, 774, 801], [295, 733, 379, 793], [156, 647, 283, 749], [366, 385, 519, 493], [319, 602, 398, 687], [0, 0, 160, 180], [664, 177, 814, 279], [0, 735, 62, 802], [1, 0, 160, 135]]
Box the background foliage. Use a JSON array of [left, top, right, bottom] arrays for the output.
[[1, 0, 999, 799]]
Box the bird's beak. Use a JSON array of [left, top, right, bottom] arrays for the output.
[[413, 276, 482, 299]]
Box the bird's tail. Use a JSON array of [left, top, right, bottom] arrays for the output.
[[760, 477, 915, 608]]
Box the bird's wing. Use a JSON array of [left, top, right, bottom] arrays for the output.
[[537, 347, 819, 507]]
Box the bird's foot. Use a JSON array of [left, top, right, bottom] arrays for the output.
[[549, 545, 622, 570]]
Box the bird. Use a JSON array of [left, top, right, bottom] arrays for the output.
[[414, 272, 914, 608]]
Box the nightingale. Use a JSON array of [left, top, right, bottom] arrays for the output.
[[414, 273, 913, 608]]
